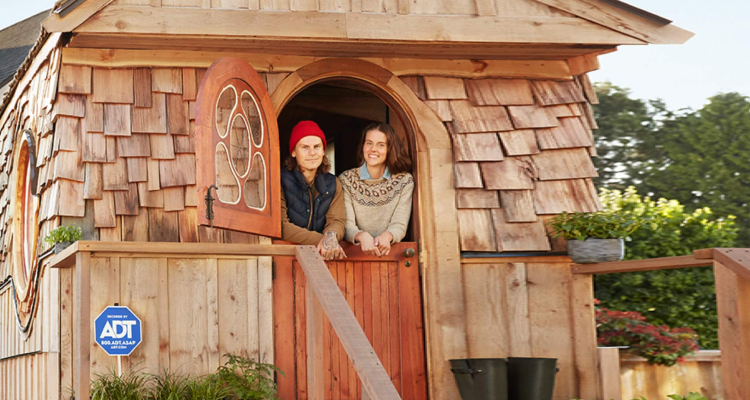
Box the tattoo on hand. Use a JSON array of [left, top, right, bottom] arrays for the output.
[[322, 231, 339, 251]]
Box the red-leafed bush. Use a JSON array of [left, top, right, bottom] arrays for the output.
[[596, 302, 699, 366]]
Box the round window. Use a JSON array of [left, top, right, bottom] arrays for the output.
[[12, 130, 39, 299]]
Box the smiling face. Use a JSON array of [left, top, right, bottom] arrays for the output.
[[362, 129, 388, 169], [291, 135, 325, 172]]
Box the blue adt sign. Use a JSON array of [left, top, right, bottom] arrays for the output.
[[94, 306, 142, 356]]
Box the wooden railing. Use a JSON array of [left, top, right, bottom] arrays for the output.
[[573, 248, 750, 400], [50, 241, 401, 400]]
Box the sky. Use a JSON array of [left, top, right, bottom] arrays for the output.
[[1, 0, 748, 111]]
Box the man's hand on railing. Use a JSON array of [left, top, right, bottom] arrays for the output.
[[317, 231, 347, 260]]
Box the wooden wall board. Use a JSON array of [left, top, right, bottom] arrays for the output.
[[455, 188, 499, 209], [147, 158, 161, 191], [82, 130, 107, 162], [457, 209, 497, 251], [452, 133, 504, 162], [84, 95, 104, 132], [102, 157, 129, 190], [449, 101, 513, 133], [127, 157, 148, 182], [531, 148, 597, 180], [54, 150, 86, 182], [424, 100, 452, 121], [178, 207, 199, 242], [530, 80, 586, 106], [499, 190, 537, 222], [578, 74, 599, 104], [453, 162, 483, 188], [134, 68, 153, 108], [166, 93, 189, 135], [480, 158, 536, 190], [118, 133, 152, 157], [163, 187, 185, 211], [59, 65, 92, 94], [526, 262, 576, 399], [106, 137, 117, 162], [423, 77, 466, 100], [103, 104, 132, 136], [55, 116, 81, 152], [399, 76, 426, 100], [152, 68, 183, 94], [507, 105, 558, 129], [57, 179, 86, 217], [533, 179, 601, 214], [182, 68, 198, 101], [160, 154, 196, 187], [462, 263, 510, 358], [138, 182, 165, 208], [491, 209, 550, 251], [174, 122, 196, 153], [547, 104, 580, 118], [93, 191, 117, 227], [497, 129, 540, 156], [92, 68, 134, 104], [150, 133, 176, 159], [84, 163, 103, 200], [132, 93, 168, 133], [148, 209, 180, 242], [54, 94, 86, 118], [122, 211, 149, 240], [465, 79, 534, 106], [570, 273, 600, 400], [535, 117, 593, 149], [185, 185, 197, 207]]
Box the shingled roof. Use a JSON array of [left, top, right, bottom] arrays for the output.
[[0, 10, 50, 88]]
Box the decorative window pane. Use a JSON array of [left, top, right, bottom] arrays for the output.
[[196, 58, 281, 237]]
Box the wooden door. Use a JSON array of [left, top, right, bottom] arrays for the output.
[[196, 57, 281, 237], [274, 242, 427, 400]]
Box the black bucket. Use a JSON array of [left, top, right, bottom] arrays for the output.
[[450, 358, 508, 400], [507, 357, 558, 400]]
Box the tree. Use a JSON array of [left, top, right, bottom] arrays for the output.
[[595, 188, 738, 349], [632, 93, 750, 245], [591, 82, 659, 189]]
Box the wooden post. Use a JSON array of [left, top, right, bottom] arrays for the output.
[[715, 261, 750, 400], [306, 283, 325, 399], [295, 245, 401, 400], [597, 347, 622, 400], [73, 251, 92, 400]]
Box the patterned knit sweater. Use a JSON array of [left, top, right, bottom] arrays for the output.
[[339, 167, 414, 244]]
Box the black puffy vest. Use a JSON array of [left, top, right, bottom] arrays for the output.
[[280, 169, 337, 233]]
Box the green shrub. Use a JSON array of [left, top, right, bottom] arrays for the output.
[[216, 354, 283, 400], [43, 225, 82, 246], [88, 354, 282, 399], [546, 211, 656, 241], [90, 367, 152, 400]]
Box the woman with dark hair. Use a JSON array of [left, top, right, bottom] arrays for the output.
[[339, 123, 414, 256]]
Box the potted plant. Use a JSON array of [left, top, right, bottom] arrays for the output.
[[546, 211, 655, 264], [43, 225, 82, 254]]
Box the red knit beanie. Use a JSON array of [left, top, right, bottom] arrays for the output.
[[289, 121, 327, 154]]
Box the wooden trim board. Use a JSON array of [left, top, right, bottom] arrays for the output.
[[62, 47, 575, 80], [74, 6, 643, 45], [48, 241, 297, 269], [571, 255, 710, 274]]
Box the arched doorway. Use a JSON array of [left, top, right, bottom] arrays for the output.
[[270, 59, 466, 400]]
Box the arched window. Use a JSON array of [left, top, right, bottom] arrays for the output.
[[12, 130, 40, 296]]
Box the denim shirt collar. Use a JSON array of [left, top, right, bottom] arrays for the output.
[[359, 163, 391, 180]]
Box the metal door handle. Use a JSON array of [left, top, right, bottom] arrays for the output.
[[403, 248, 416, 258]]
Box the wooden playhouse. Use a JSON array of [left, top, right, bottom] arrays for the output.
[[0, 1, 692, 399]]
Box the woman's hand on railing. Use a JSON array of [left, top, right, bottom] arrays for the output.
[[355, 231, 381, 257]]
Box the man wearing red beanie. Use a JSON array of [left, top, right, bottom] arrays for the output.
[[280, 121, 346, 260]]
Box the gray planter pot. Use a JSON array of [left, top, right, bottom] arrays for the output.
[[567, 238, 624, 264], [54, 241, 72, 254]]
